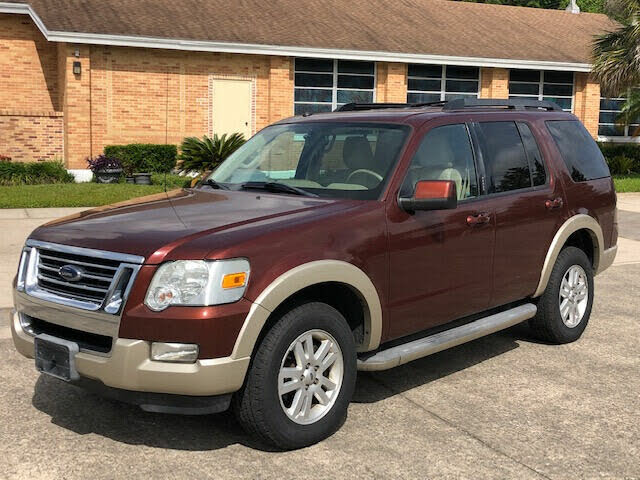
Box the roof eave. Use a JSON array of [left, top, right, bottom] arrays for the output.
[[0, 1, 593, 72]]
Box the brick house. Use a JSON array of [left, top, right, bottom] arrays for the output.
[[0, 0, 624, 179]]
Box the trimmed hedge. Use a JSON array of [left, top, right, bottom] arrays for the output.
[[0, 161, 75, 186], [104, 144, 177, 175], [598, 142, 640, 175]]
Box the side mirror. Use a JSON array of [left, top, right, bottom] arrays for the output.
[[398, 180, 458, 212]]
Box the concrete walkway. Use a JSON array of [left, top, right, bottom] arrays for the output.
[[2, 197, 640, 309]]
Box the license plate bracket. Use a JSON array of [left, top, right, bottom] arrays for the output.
[[34, 334, 80, 382]]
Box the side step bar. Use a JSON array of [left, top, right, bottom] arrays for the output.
[[357, 303, 537, 371]]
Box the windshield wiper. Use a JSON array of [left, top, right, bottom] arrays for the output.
[[241, 181, 318, 197], [200, 178, 229, 190]]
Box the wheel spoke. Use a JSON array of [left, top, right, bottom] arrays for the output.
[[319, 351, 338, 373], [300, 390, 313, 419], [313, 386, 330, 405], [279, 378, 302, 396], [319, 375, 337, 391], [293, 341, 306, 366], [560, 279, 571, 299], [560, 298, 571, 320], [289, 389, 305, 418], [314, 339, 332, 363], [303, 333, 314, 362]]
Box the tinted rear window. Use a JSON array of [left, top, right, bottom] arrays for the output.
[[546, 120, 610, 182], [477, 121, 531, 194]]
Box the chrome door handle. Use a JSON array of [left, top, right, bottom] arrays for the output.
[[545, 197, 564, 210], [466, 212, 491, 226]]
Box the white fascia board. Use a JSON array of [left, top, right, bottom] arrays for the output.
[[0, 2, 592, 72]]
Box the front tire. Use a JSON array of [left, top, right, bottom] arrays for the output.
[[529, 246, 594, 344], [233, 302, 357, 450]]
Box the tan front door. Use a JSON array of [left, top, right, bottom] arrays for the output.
[[211, 79, 252, 139]]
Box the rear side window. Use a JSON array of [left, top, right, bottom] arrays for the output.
[[517, 122, 547, 186], [546, 120, 610, 182], [477, 121, 531, 193]]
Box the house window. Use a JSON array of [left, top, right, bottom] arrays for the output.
[[598, 97, 639, 138], [509, 70, 574, 112], [407, 65, 479, 103], [294, 59, 375, 115]]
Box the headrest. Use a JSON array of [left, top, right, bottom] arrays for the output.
[[343, 136, 373, 170]]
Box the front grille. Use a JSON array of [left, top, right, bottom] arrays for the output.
[[21, 314, 113, 354], [37, 249, 120, 305], [19, 240, 144, 315]]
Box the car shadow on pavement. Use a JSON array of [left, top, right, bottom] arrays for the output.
[[30, 323, 535, 451]]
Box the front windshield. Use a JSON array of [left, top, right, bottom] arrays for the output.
[[208, 122, 410, 200]]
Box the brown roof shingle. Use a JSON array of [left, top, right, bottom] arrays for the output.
[[2, 0, 618, 65]]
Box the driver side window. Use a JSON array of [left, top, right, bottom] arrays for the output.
[[401, 124, 478, 200]]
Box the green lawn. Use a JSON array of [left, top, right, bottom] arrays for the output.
[[1, 174, 638, 209], [613, 174, 640, 193], [0, 174, 192, 208]]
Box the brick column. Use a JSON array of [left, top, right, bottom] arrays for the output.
[[376, 62, 407, 103], [573, 72, 601, 138], [60, 44, 92, 169], [267, 56, 294, 125], [480, 67, 509, 99]]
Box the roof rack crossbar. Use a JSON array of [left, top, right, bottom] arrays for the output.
[[442, 98, 563, 112]]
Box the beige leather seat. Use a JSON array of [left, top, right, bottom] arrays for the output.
[[405, 133, 466, 199]]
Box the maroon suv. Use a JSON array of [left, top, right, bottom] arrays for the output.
[[12, 98, 617, 449]]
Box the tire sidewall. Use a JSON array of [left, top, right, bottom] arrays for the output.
[[542, 247, 594, 342], [254, 303, 357, 448]]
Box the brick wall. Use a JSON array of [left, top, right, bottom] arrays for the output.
[[480, 67, 509, 99], [573, 72, 601, 138], [376, 62, 407, 103], [0, 113, 64, 161], [0, 14, 63, 162]]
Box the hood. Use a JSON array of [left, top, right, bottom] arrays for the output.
[[29, 188, 351, 262]]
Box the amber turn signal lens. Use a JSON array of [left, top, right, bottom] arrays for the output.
[[221, 272, 247, 289]]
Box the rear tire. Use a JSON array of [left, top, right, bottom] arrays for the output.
[[529, 246, 594, 344], [233, 302, 357, 450]]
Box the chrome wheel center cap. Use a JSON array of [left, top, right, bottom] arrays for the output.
[[303, 369, 315, 385]]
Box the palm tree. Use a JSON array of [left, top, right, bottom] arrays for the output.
[[178, 133, 246, 173], [592, 0, 640, 127]]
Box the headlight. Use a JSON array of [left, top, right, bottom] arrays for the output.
[[144, 259, 250, 311]]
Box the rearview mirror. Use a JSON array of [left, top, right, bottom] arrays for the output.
[[398, 180, 457, 212]]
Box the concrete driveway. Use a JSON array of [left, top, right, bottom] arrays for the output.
[[0, 199, 639, 479]]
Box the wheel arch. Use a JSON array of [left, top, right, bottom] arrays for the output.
[[533, 214, 604, 298], [231, 260, 383, 359]]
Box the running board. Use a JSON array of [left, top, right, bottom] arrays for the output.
[[357, 303, 537, 371]]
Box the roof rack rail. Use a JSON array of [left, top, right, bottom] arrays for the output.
[[442, 98, 563, 112], [336, 101, 445, 112]]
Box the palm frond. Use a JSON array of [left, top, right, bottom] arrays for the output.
[[178, 133, 246, 173]]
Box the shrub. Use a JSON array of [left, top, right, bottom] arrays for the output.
[[178, 133, 245, 173], [87, 155, 123, 173], [0, 161, 75, 186], [104, 144, 177, 175], [598, 142, 640, 174]]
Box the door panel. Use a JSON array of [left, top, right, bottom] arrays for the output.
[[211, 79, 252, 139], [386, 122, 494, 341], [472, 120, 566, 307], [386, 200, 495, 340]]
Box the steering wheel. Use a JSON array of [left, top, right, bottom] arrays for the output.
[[346, 169, 383, 186]]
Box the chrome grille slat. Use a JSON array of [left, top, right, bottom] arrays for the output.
[[38, 253, 119, 271], [37, 263, 113, 282], [37, 274, 110, 294]]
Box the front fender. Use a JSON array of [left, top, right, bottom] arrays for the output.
[[230, 260, 383, 359]]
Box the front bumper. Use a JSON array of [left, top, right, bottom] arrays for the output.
[[11, 310, 250, 398]]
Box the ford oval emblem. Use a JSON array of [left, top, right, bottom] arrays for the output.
[[58, 264, 84, 282]]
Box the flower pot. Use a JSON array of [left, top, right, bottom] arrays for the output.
[[125, 176, 135, 184], [133, 172, 152, 185], [95, 168, 123, 184]]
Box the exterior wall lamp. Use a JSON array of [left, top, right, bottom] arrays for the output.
[[73, 61, 81, 75]]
